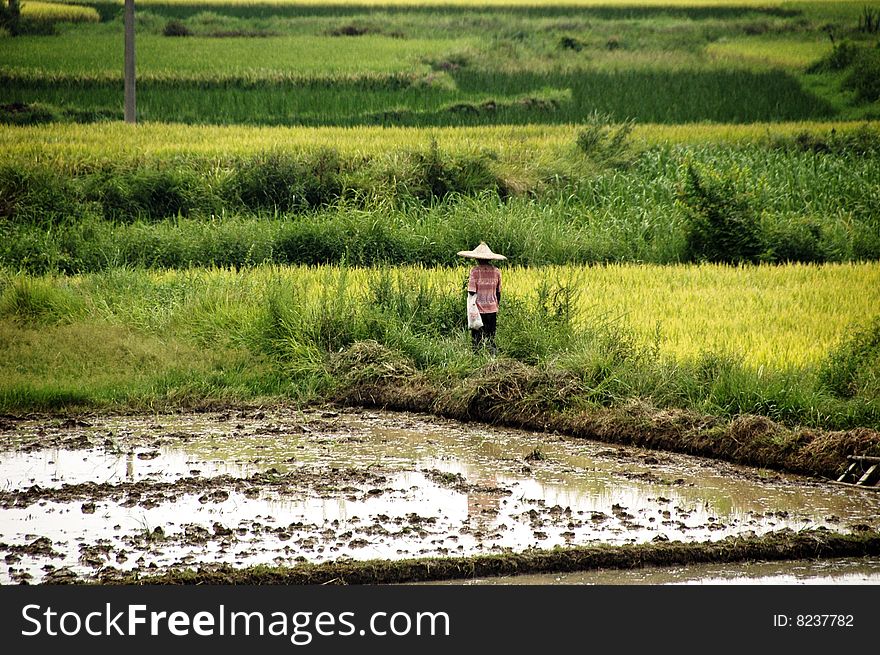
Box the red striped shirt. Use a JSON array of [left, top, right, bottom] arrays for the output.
[[467, 265, 502, 313]]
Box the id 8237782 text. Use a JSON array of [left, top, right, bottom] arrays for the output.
[[773, 614, 854, 628]]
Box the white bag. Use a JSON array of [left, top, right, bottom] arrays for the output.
[[467, 294, 483, 330]]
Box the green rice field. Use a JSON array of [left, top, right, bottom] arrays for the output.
[[0, 0, 878, 430], [2, 0, 878, 124]]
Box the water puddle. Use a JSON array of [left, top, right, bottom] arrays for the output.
[[1, 408, 878, 584]]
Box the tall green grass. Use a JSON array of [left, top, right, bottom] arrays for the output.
[[3, 132, 878, 272], [1, 264, 878, 428]]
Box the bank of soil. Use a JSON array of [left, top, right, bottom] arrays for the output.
[[328, 348, 880, 480], [102, 529, 880, 585], [1, 406, 879, 585]]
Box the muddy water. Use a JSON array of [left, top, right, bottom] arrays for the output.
[[1, 407, 879, 584]]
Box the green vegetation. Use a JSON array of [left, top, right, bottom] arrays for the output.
[[1, 1, 879, 124], [0, 0, 878, 443], [2, 122, 878, 272], [1, 264, 878, 434]]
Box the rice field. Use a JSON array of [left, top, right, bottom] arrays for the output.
[[3, 0, 875, 124], [264, 262, 879, 367], [555, 262, 880, 366], [1, 0, 878, 424], [1, 120, 872, 163], [706, 36, 834, 69], [0, 33, 462, 76], [20, 2, 100, 23], [3, 263, 877, 367], [0, 64, 835, 126]]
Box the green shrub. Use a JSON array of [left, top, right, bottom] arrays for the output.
[[760, 216, 826, 263], [807, 41, 880, 104], [88, 168, 205, 222], [0, 102, 58, 126], [229, 149, 342, 214], [677, 164, 762, 264], [0, 165, 81, 225], [783, 124, 880, 156], [844, 47, 880, 102], [403, 141, 502, 201], [0, 226, 62, 273], [368, 271, 461, 338], [16, 18, 57, 35], [163, 20, 192, 37], [275, 219, 347, 265], [499, 280, 578, 363], [819, 316, 880, 399], [559, 36, 584, 52], [0, 0, 20, 35], [806, 40, 861, 73], [576, 112, 635, 167], [852, 221, 880, 260], [301, 148, 345, 208], [229, 153, 302, 214], [0, 0, 59, 36]]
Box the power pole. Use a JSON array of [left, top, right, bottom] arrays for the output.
[[124, 0, 136, 123]]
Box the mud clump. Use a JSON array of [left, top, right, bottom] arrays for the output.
[[1, 536, 63, 559], [199, 490, 230, 504], [421, 468, 510, 496], [0, 467, 391, 509]]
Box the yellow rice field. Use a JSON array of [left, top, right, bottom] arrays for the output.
[[552, 262, 880, 366], [1, 121, 873, 168], [706, 37, 834, 70], [133, 262, 880, 367], [21, 1, 100, 23]]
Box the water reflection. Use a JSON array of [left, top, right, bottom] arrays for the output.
[[2, 408, 879, 584]]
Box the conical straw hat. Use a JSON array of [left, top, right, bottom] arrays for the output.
[[457, 241, 507, 260]]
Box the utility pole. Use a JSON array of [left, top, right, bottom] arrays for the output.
[[124, 0, 136, 123]]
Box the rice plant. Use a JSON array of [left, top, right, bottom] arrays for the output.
[[2, 262, 878, 423], [20, 2, 100, 24]]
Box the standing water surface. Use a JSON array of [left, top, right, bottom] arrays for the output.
[[1, 407, 878, 584]]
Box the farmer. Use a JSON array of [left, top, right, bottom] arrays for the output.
[[457, 241, 506, 355]]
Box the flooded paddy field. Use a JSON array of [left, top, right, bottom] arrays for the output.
[[1, 407, 879, 585]]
